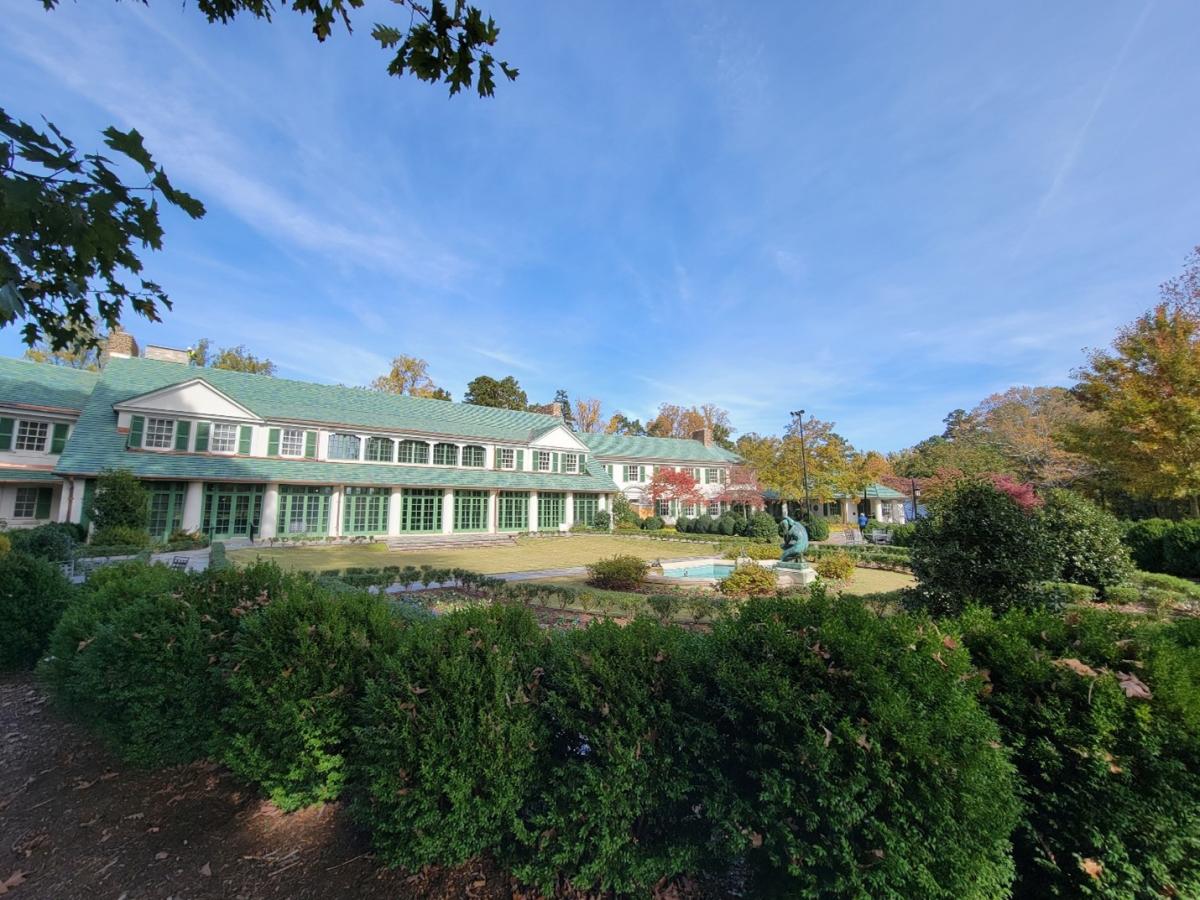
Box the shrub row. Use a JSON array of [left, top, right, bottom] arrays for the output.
[[1122, 518, 1200, 577], [676, 511, 777, 540]]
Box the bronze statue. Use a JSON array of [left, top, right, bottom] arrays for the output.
[[778, 515, 809, 562]]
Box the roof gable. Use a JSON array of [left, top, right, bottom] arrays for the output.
[[529, 423, 590, 451], [114, 378, 261, 422]]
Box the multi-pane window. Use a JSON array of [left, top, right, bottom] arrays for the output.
[[399, 488, 441, 532], [211, 423, 238, 453], [13, 487, 38, 518], [573, 494, 599, 526], [462, 445, 485, 468], [498, 492, 528, 531], [280, 429, 305, 457], [684, 504, 698, 517], [624, 464, 640, 482], [453, 490, 489, 531], [705, 468, 721, 484], [655, 499, 671, 517], [327, 433, 361, 460], [538, 492, 565, 530], [708, 500, 721, 516], [343, 487, 389, 534], [561, 453, 579, 474], [496, 448, 515, 469], [148, 482, 187, 539], [144, 417, 175, 449], [366, 437, 394, 462], [278, 485, 331, 535], [397, 440, 430, 464], [433, 443, 458, 466], [14, 421, 48, 451], [536, 451, 552, 472]]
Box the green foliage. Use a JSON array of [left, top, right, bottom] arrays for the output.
[[90, 469, 149, 532], [716, 514, 737, 536], [744, 512, 778, 541], [640, 515, 665, 531], [908, 479, 1056, 616], [209, 540, 228, 570], [586, 554, 648, 591], [703, 592, 1019, 897], [350, 604, 549, 870], [800, 513, 830, 541], [463, 374, 528, 409], [674, 515, 691, 533], [693, 514, 714, 534], [6, 522, 76, 561], [0, 533, 9, 556], [222, 580, 403, 811], [591, 510, 611, 531], [718, 563, 777, 597], [1033, 580, 1097, 608], [723, 542, 780, 561], [512, 619, 716, 895], [1121, 518, 1174, 571], [0, 110, 205, 349], [611, 494, 640, 528], [91, 524, 152, 549], [959, 607, 1200, 898], [1163, 519, 1200, 577], [0, 551, 72, 670], [1038, 489, 1133, 590], [814, 550, 855, 582]]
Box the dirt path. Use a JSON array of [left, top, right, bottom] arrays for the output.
[[0, 675, 511, 899]]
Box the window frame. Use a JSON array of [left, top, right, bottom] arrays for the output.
[[279, 428, 305, 458], [14, 420, 49, 452], [496, 447, 515, 470], [327, 432, 362, 461], [210, 423, 239, 454], [143, 417, 176, 449], [13, 487, 38, 518], [561, 452, 579, 474], [397, 439, 430, 465], [624, 464, 639, 482], [462, 445, 485, 468], [433, 442, 459, 466], [365, 436, 395, 462], [535, 451, 552, 473]]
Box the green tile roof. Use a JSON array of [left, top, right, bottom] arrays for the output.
[[579, 432, 740, 464], [0, 467, 62, 483], [832, 483, 907, 500], [0, 358, 100, 412]]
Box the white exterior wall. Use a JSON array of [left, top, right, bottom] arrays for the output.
[[0, 482, 63, 528]]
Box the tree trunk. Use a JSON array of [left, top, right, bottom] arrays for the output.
[[1191, 495, 1199, 518]]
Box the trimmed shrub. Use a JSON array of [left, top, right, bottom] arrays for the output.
[[208, 540, 228, 571], [744, 512, 777, 541], [800, 514, 830, 541], [586, 554, 648, 591], [91, 524, 153, 549], [1134, 570, 1200, 601], [591, 510, 611, 531], [717, 514, 737, 536], [959, 607, 1200, 898], [7, 522, 76, 561], [719, 563, 777, 597], [221, 580, 403, 810], [513, 619, 716, 895], [350, 604, 549, 870], [886, 522, 916, 546], [814, 550, 855, 582], [1104, 584, 1141, 605], [640, 515, 665, 531], [674, 515, 691, 533], [1163, 519, 1200, 577], [1033, 580, 1097, 608], [1121, 518, 1173, 572], [1038, 489, 1133, 591], [908, 480, 1056, 616], [703, 592, 1019, 897], [693, 514, 714, 534], [90, 468, 149, 531], [0, 552, 72, 670], [723, 542, 780, 561]]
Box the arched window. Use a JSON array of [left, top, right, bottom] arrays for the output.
[[327, 433, 361, 460], [462, 445, 485, 467], [397, 440, 430, 464], [433, 443, 459, 466], [365, 436, 394, 462]]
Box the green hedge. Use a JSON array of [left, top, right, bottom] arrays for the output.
[[0, 551, 73, 670], [1121, 518, 1200, 577]]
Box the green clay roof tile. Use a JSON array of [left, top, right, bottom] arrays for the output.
[[579, 432, 741, 464], [0, 357, 101, 412]]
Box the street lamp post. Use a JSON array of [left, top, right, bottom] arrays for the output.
[[789, 409, 812, 518], [910, 477, 921, 522]]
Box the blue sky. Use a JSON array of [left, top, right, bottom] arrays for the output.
[[3, 1, 1198, 451]]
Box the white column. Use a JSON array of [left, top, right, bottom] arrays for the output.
[[388, 487, 403, 535], [488, 489, 499, 533], [840, 498, 855, 524], [328, 487, 343, 537], [564, 491, 575, 531], [259, 482, 280, 540], [528, 490, 539, 532], [895, 501, 907, 525], [57, 479, 74, 522], [181, 480, 204, 531], [871, 498, 883, 521], [441, 488, 454, 534]]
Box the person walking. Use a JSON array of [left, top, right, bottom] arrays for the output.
[[857, 510, 868, 539]]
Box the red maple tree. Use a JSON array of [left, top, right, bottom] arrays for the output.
[[643, 467, 705, 512]]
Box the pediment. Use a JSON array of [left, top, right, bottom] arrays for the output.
[[528, 423, 590, 452], [114, 378, 261, 422]]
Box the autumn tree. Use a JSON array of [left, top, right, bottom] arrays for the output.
[[463, 374, 528, 410], [23, 341, 101, 371], [605, 413, 646, 436], [1070, 302, 1200, 515], [970, 386, 1094, 487], [719, 465, 765, 514], [4, 2, 513, 351], [642, 467, 705, 515], [574, 398, 604, 433], [191, 338, 276, 375], [370, 355, 450, 399], [646, 403, 735, 448]]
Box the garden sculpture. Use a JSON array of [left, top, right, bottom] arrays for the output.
[[778, 515, 809, 562]]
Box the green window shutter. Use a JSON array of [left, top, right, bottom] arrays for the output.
[[34, 487, 52, 519], [0, 417, 12, 451], [174, 420, 191, 451], [552, 452, 560, 472], [80, 479, 96, 528], [304, 431, 317, 459], [194, 422, 210, 452], [493, 448, 501, 469], [516, 449, 524, 470], [127, 415, 144, 449], [703, 468, 710, 484], [639, 465, 645, 482], [238, 425, 252, 454], [50, 422, 69, 454], [267, 428, 280, 456]]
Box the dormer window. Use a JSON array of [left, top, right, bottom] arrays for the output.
[[366, 437, 394, 462], [211, 423, 238, 453], [144, 417, 175, 449], [562, 453, 579, 474], [280, 429, 305, 457], [398, 440, 430, 464], [433, 443, 458, 466], [328, 433, 361, 460], [14, 421, 48, 452], [462, 445, 485, 467], [496, 448, 515, 469], [535, 451, 552, 472]]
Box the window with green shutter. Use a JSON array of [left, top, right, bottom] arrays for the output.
[[238, 425, 252, 454], [304, 430, 317, 459], [0, 417, 12, 451], [194, 422, 210, 452], [34, 487, 52, 519], [127, 415, 144, 448], [516, 449, 525, 470], [174, 421, 191, 451], [50, 422, 69, 454], [267, 428, 281, 456]]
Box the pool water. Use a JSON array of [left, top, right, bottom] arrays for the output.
[[661, 564, 735, 579]]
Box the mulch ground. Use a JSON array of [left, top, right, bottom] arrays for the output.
[[0, 676, 729, 900]]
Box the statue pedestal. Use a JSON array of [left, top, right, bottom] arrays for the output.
[[775, 561, 816, 588]]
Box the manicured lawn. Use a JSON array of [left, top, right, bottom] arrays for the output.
[[529, 565, 913, 594], [229, 534, 720, 575]]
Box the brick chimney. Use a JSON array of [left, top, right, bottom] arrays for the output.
[[144, 345, 190, 365], [691, 427, 713, 447], [531, 402, 564, 418], [100, 329, 139, 365]]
